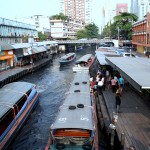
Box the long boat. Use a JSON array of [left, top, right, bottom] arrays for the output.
[[45, 71, 98, 150], [0, 82, 39, 150], [59, 53, 76, 65], [73, 54, 95, 72]]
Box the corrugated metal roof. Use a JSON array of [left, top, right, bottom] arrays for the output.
[[95, 51, 119, 65], [76, 54, 93, 64], [51, 72, 94, 130], [12, 43, 31, 49], [105, 57, 150, 91], [31, 46, 47, 54], [0, 82, 35, 118], [0, 41, 14, 50]]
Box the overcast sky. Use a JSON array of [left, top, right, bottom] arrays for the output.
[[0, 0, 130, 29]]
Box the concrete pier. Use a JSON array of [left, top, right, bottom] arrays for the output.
[[0, 56, 52, 88]]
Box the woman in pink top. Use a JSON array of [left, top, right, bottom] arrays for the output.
[[111, 77, 117, 93]]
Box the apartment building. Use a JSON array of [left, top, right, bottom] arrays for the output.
[[132, 13, 150, 54], [0, 17, 37, 44], [24, 15, 51, 38], [50, 17, 84, 39], [60, 0, 93, 24]]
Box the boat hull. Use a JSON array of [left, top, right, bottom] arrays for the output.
[[0, 93, 39, 150], [59, 53, 76, 65]]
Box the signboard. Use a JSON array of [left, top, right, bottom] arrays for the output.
[[8, 51, 13, 55]]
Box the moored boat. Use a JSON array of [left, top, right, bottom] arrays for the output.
[[45, 71, 98, 150], [0, 82, 39, 150], [73, 54, 95, 72], [59, 53, 76, 65]]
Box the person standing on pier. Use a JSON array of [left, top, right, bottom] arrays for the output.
[[118, 75, 124, 95], [111, 77, 117, 93], [115, 87, 122, 113]]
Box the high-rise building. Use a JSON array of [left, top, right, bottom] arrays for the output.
[[130, 0, 139, 17], [60, 0, 93, 24], [116, 3, 128, 15]]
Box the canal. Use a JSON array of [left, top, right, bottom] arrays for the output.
[[8, 47, 99, 150]]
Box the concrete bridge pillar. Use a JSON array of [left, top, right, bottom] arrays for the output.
[[74, 44, 77, 51]]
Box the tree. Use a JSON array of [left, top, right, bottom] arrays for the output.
[[77, 23, 99, 39], [114, 12, 138, 40], [85, 23, 99, 39], [76, 29, 87, 39], [50, 13, 68, 20], [38, 32, 48, 41]]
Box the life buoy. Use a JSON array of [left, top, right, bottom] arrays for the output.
[[69, 105, 76, 110], [77, 104, 84, 108], [82, 143, 92, 150], [55, 143, 65, 149]]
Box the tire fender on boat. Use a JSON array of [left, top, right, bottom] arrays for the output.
[[68, 105, 76, 110], [77, 104, 84, 108]]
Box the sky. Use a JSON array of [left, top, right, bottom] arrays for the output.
[[0, 0, 130, 29]]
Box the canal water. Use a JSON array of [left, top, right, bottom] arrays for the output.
[[8, 47, 100, 150]]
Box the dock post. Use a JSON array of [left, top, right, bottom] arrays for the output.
[[120, 133, 125, 150]]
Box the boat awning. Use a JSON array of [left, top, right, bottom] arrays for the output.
[[0, 55, 13, 60], [51, 72, 94, 130], [76, 54, 93, 64], [0, 82, 35, 119], [105, 57, 150, 91], [31, 46, 47, 54], [61, 53, 75, 60]]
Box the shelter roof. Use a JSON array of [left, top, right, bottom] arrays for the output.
[[12, 43, 31, 49], [95, 49, 119, 65], [0, 41, 14, 50], [31, 46, 47, 54], [106, 57, 150, 91]]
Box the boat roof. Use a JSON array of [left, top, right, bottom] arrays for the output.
[[76, 54, 93, 64], [61, 53, 76, 60], [105, 57, 150, 91], [0, 82, 35, 119], [51, 71, 94, 130]]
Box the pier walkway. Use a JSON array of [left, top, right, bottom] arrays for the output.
[[99, 84, 150, 150], [0, 57, 52, 87]]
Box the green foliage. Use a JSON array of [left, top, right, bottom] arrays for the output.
[[114, 12, 138, 40], [76, 30, 87, 39], [77, 23, 99, 39], [38, 32, 48, 41], [50, 13, 68, 20], [101, 12, 138, 40]]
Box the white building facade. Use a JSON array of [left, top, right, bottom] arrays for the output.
[[0, 17, 38, 44], [50, 17, 84, 39], [24, 15, 51, 37]]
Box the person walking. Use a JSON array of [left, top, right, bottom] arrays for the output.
[[115, 87, 122, 113], [118, 76, 124, 94]]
